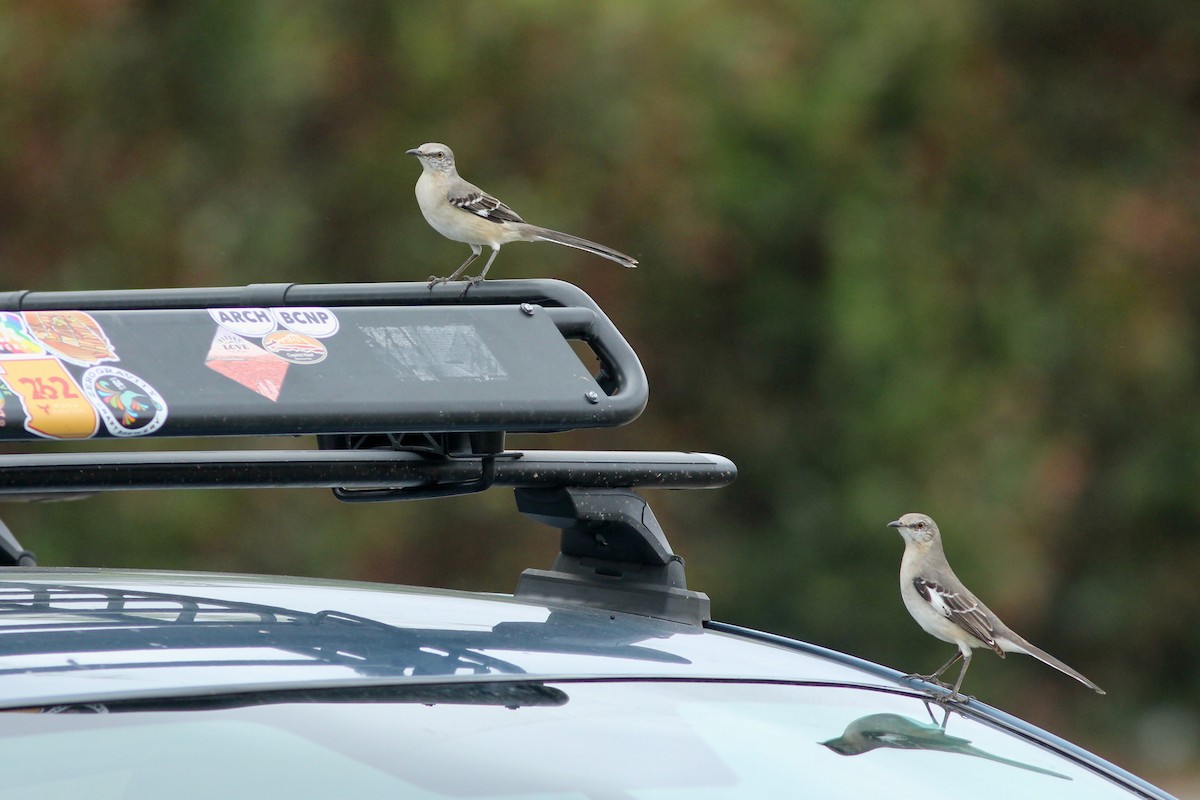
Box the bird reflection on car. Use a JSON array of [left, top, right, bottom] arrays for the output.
[[820, 710, 1070, 781]]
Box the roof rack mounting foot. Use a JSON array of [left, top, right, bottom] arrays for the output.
[[0, 519, 36, 567], [514, 487, 710, 626]]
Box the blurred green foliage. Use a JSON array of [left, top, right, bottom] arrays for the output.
[[2, 0, 1199, 789]]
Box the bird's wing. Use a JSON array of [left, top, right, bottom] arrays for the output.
[[448, 184, 526, 225], [912, 577, 1004, 655]]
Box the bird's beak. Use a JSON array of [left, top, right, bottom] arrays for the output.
[[887, 520, 904, 529], [405, 148, 422, 157]]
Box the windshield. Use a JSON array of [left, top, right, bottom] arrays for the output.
[[0, 680, 1138, 799]]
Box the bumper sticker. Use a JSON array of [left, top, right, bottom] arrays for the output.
[[81, 366, 168, 437], [0, 312, 46, 356], [204, 329, 288, 402], [262, 331, 327, 364], [23, 310, 119, 367], [273, 307, 339, 338], [208, 307, 277, 338], [0, 358, 99, 439]]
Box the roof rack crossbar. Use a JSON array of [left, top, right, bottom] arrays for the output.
[[0, 450, 736, 497]]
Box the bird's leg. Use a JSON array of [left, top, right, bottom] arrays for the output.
[[474, 246, 502, 281], [931, 651, 964, 683], [911, 651, 975, 704], [944, 651, 973, 703], [457, 247, 502, 298], [905, 651, 962, 688], [428, 247, 481, 288]]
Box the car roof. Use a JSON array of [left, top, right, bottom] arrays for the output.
[[0, 567, 1173, 799], [0, 567, 896, 711]]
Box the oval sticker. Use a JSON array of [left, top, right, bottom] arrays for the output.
[[208, 308, 277, 338], [81, 366, 168, 438], [272, 307, 339, 338], [262, 331, 328, 364]]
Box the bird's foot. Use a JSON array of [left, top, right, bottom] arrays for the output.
[[457, 276, 485, 298], [427, 275, 452, 289], [904, 672, 973, 703], [904, 672, 952, 689], [933, 690, 974, 706]]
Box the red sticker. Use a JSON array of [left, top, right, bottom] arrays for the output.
[[204, 330, 288, 402]]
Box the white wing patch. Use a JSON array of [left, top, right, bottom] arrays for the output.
[[913, 577, 1002, 654], [450, 190, 526, 225], [924, 586, 959, 618]]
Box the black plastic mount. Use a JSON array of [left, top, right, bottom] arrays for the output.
[[514, 487, 711, 626]]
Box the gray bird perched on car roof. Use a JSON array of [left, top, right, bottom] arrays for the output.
[[887, 512, 1104, 699], [405, 143, 638, 290]]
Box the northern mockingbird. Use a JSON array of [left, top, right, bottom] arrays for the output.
[[405, 143, 638, 288], [888, 512, 1104, 698]]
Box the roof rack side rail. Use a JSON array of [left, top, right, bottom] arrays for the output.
[[3, 279, 603, 312]]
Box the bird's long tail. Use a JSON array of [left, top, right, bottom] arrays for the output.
[[528, 227, 638, 268], [1010, 639, 1106, 694]]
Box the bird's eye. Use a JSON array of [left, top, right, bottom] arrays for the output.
[[915, 521, 926, 529], [434, 151, 445, 159]]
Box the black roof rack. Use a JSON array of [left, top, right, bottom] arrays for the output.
[[0, 280, 734, 625], [0, 279, 644, 439]]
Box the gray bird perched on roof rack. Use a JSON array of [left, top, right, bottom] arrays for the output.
[[406, 143, 638, 290], [887, 512, 1105, 700]]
